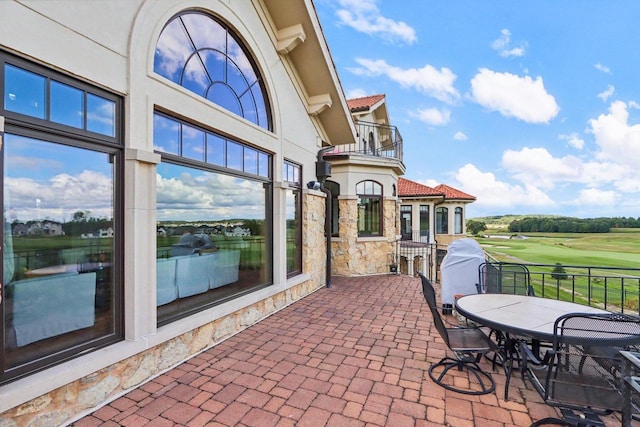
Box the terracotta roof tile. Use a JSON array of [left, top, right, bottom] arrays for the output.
[[347, 94, 385, 112], [397, 177, 443, 197], [433, 184, 476, 200]]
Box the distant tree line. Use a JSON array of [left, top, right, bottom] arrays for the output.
[[508, 216, 640, 233]]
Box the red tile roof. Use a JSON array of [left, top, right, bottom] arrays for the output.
[[397, 178, 476, 201], [347, 94, 385, 112], [434, 184, 476, 201], [397, 177, 442, 197]]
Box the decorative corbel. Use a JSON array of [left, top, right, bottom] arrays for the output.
[[307, 94, 332, 115], [276, 24, 306, 54]]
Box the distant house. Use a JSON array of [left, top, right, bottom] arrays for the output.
[[396, 177, 476, 276], [25, 220, 64, 236]]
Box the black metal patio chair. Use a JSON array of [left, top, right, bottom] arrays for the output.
[[477, 262, 534, 296], [476, 262, 537, 371], [418, 272, 503, 395], [523, 312, 640, 427]]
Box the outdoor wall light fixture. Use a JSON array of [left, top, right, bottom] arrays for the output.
[[306, 181, 321, 190]]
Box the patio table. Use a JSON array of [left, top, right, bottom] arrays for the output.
[[455, 294, 610, 399]]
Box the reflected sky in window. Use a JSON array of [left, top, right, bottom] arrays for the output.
[[154, 12, 270, 130], [156, 162, 267, 221], [4, 64, 116, 137], [153, 112, 271, 177], [4, 134, 114, 223]]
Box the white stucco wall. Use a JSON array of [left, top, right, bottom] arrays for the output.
[[0, 0, 332, 418]]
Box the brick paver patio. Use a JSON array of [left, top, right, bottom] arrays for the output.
[[71, 275, 625, 426]]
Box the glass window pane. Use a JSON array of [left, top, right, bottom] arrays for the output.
[[182, 55, 210, 96], [251, 85, 269, 129], [87, 93, 115, 137], [4, 64, 46, 119], [3, 133, 116, 369], [153, 12, 271, 130], [153, 114, 180, 155], [50, 80, 84, 128], [226, 141, 243, 171], [286, 188, 301, 276], [207, 83, 242, 116], [156, 162, 270, 324], [206, 133, 226, 166], [244, 147, 258, 175], [181, 124, 205, 161], [153, 17, 194, 83], [258, 152, 269, 178]]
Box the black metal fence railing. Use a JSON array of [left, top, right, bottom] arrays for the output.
[[482, 254, 640, 315]]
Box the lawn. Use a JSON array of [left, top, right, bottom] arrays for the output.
[[473, 229, 640, 312]]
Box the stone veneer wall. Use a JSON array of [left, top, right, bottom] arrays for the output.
[[0, 193, 327, 427], [332, 198, 398, 276], [303, 191, 327, 283]]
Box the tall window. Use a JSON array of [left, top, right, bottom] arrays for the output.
[[324, 180, 340, 236], [1, 52, 123, 384], [154, 11, 271, 130], [419, 205, 429, 242], [154, 114, 272, 325], [400, 205, 412, 240], [436, 207, 448, 234], [455, 207, 463, 234], [356, 180, 382, 237], [284, 161, 301, 277]]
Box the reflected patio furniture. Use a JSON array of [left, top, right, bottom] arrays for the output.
[[418, 272, 503, 395]]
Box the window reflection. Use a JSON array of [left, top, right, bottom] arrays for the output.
[[357, 180, 383, 236], [154, 11, 271, 130], [156, 162, 271, 324], [3, 133, 117, 371], [4, 64, 45, 119], [284, 161, 301, 276], [87, 94, 115, 137], [51, 81, 84, 128], [3, 63, 116, 138]]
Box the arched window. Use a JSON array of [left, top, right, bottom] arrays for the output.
[[455, 207, 463, 234], [154, 11, 271, 130], [436, 207, 448, 234], [324, 181, 340, 236], [356, 180, 382, 237]]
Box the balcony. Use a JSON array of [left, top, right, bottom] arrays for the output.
[[328, 120, 403, 162]]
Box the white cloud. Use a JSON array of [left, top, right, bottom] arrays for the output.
[[453, 131, 468, 141], [491, 29, 526, 58], [470, 68, 559, 123], [335, 0, 416, 44], [411, 107, 451, 126], [587, 100, 640, 191], [454, 163, 555, 210], [573, 188, 617, 206], [595, 63, 611, 74], [501, 147, 583, 190], [597, 85, 615, 102], [349, 58, 460, 104], [345, 88, 370, 99], [588, 100, 640, 168], [559, 132, 585, 150]]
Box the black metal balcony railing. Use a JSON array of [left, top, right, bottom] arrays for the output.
[[328, 120, 402, 161], [482, 255, 640, 315]]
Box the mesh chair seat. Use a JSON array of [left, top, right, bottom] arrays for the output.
[[447, 328, 494, 353]]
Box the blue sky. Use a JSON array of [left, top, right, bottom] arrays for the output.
[[314, 0, 640, 219]]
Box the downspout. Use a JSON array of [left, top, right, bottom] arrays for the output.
[[316, 147, 334, 288]]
